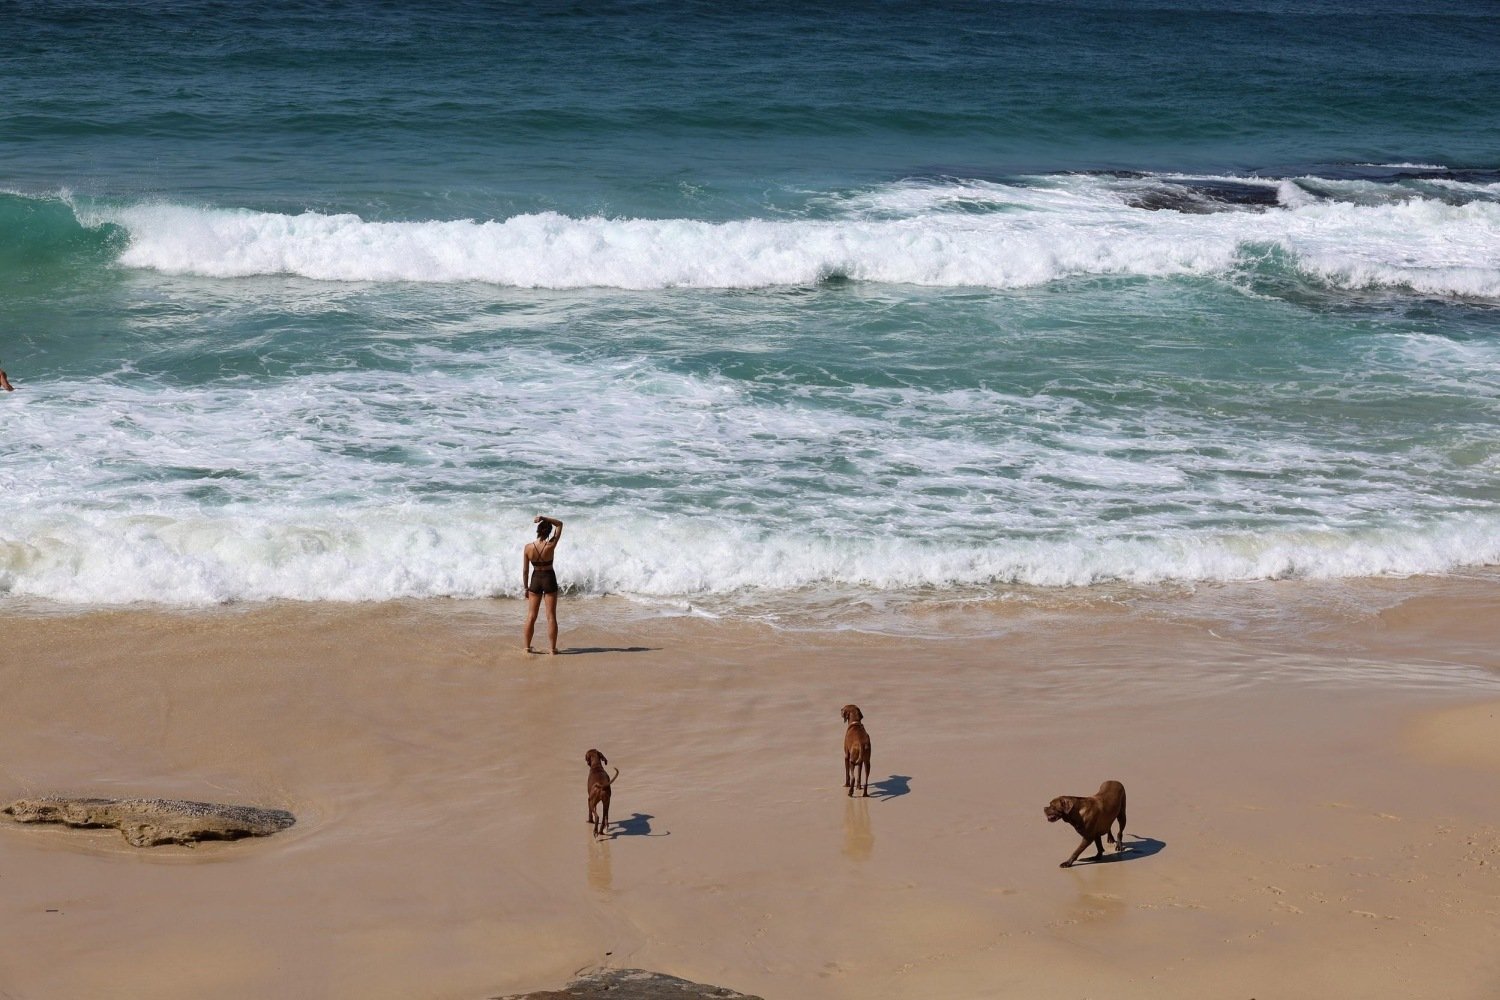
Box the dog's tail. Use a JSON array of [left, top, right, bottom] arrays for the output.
[[609, 767, 620, 785]]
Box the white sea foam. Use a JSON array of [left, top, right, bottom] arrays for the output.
[[3, 506, 1498, 606], [1276, 179, 1319, 208], [4, 345, 1499, 606], [79, 173, 1500, 298]]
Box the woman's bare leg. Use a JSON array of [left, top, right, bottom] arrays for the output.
[[524, 591, 542, 652], [544, 593, 559, 654]]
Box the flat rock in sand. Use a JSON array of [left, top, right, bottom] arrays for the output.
[[2, 796, 295, 847], [493, 968, 763, 1000]]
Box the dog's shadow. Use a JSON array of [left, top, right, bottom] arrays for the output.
[[559, 647, 658, 655], [1073, 834, 1166, 865], [606, 812, 669, 839], [868, 775, 911, 800]]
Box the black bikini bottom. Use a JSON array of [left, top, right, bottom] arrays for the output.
[[527, 567, 559, 595]]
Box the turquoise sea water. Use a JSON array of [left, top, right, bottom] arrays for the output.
[[2, 0, 1498, 607]]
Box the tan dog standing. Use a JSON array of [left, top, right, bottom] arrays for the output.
[[842, 704, 871, 797], [584, 749, 619, 838], [1044, 779, 1127, 867]]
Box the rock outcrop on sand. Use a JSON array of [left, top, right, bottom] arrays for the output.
[[2, 797, 295, 847], [493, 968, 763, 1000]]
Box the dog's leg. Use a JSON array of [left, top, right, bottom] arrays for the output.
[[845, 754, 854, 796], [1093, 836, 1106, 860], [1061, 837, 1090, 868], [861, 754, 871, 797], [1116, 802, 1127, 851], [601, 790, 610, 838]]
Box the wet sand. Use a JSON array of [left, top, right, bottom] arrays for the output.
[[2, 578, 1499, 999]]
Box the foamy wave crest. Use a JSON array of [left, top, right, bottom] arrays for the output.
[[1281, 196, 1500, 298], [3, 509, 1498, 606], [96, 200, 1230, 289], [81, 173, 1500, 297]]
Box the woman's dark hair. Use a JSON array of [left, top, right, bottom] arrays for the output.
[[536, 522, 553, 541]]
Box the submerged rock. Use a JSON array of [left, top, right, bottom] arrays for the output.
[[2, 796, 295, 847], [494, 968, 762, 1000]]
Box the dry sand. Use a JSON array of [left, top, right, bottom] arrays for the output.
[[2, 578, 1499, 999]]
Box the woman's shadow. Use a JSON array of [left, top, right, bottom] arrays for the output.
[[559, 646, 658, 655]]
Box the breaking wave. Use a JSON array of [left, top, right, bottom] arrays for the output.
[[7, 169, 1492, 298], [3, 507, 1497, 606]]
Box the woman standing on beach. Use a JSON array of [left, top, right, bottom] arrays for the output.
[[523, 514, 563, 654]]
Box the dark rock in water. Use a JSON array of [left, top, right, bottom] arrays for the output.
[[2, 796, 296, 847], [1126, 179, 1281, 214], [493, 968, 763, 1000], [1424, 168, 1500, 186]]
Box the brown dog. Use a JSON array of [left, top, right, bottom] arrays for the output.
[[842, 704, 871, 797], [584, 749, 619, 838], [1044, 780, 1127, 867]]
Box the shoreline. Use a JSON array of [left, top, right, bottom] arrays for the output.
[[2, 576, 1499, 998], [5, 563, 1500, 633]]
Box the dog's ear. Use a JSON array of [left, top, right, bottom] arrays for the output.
[[598, 753, 607, 766], [1059, 796, 1076, 815]]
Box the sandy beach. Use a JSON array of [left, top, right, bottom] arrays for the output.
[[2, 578, 1499, 999]]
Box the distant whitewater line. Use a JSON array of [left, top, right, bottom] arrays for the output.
[[2, 508, 1498, 606], [49, 173, 1500, 298]]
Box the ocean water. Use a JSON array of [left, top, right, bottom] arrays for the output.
[[2, 0, 1498, 609]]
